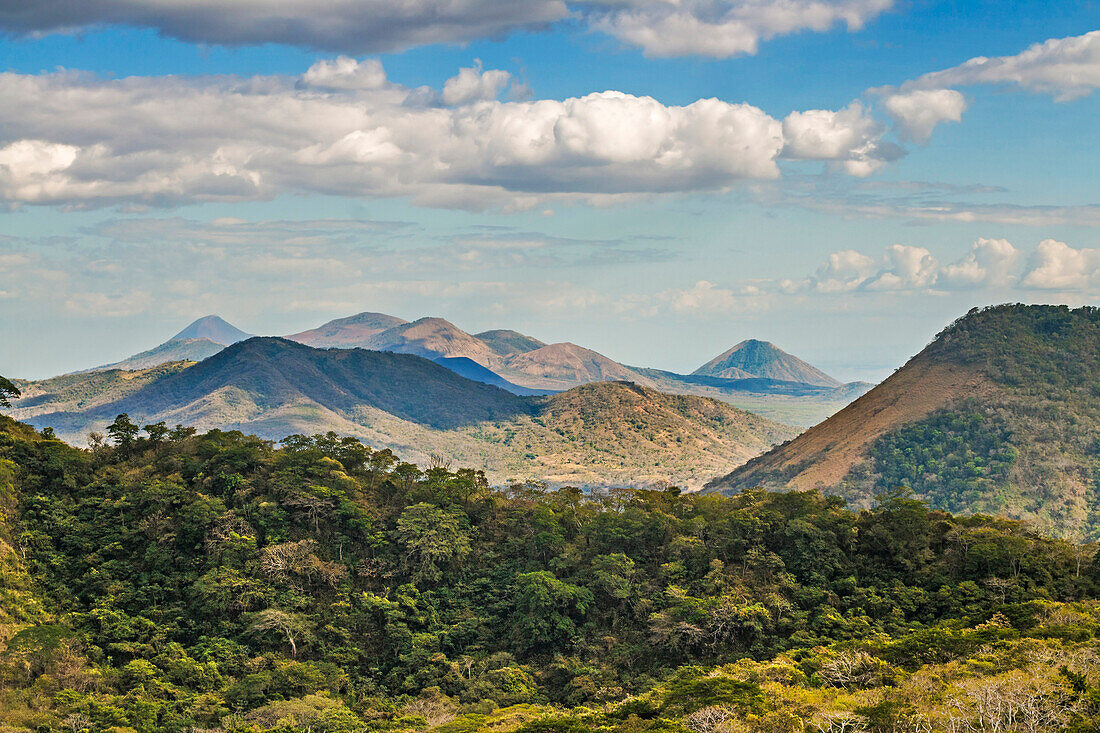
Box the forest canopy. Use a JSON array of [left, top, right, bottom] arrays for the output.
[[2, 414, 1100, 732]]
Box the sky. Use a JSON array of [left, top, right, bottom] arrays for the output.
[[0, 1, 1098, 382]]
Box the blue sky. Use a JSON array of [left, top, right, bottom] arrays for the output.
[[1, 0, 1098, 381]]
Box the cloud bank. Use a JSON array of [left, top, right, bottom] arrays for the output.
[[0, 59, 897, 210]]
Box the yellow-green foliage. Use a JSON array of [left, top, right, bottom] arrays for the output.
[[2, 416, 1100, 732]]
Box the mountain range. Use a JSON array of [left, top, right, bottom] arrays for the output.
[[708, 304, 1100, 537], [11, 337, 795, 489], [69, 312, 869, 426]]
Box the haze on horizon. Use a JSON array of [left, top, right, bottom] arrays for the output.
[[0, 1, 1098, 382]]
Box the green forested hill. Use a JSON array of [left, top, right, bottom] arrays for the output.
[[3, 416, 1100, 732], [710, 304, 1100, 538]]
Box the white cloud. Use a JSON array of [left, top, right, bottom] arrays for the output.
[[864, 244, 937, 291], [1020, 239, 1100, 290], [869, 31, 1100, 141], [781, 249, 875, 293], [0, 0, 892, 58], [299, 57, 388, 91], [442, 62, 513, 105], [0, 65, 919, 210], [914, 31, 1100, 102], [783, 239, 1024, 295], [655, 280, 768, 314], [939, 237, 1018, 288], [881, 88, 966, 143], [585, 0, 892, 58], [781, 102, 900, 176]]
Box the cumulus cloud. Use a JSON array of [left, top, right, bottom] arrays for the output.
[[881, 88, 966, 142], [585, 0, 892, 58], [299, 57, 389, 91], [781, 239, 1028, 295], [939, 238, 1018, 288], [0, 0, 892, 58], [782, 102, 901, 175], [870, 31, 1100, 141], [781, 249, 875, 293], [442, 62, 514, 105], [0, 63, 896, 210], [864, 244, 937, 290], [913, 31, 1100, 102], [1020, 239, 1100, 290]]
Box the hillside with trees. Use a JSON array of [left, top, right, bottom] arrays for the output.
[[710, 304, 1100, 538], [1, 415, 1100, 731]]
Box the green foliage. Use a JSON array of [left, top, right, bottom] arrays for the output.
[[1, 416, 1100, 732], [870, 407, 1017, 513], [0, 375, 18, 409]]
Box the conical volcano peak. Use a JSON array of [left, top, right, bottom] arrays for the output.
[[693, 339, 839, 387], [170, 315, 252, 345]]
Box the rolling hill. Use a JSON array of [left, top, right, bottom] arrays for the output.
[[707, 304, 1100, 536], [287, 311, 407, 347], [475, 328, 548, 356], [365, 317, 498, 366], [499, 342, 656, 391], [694, 339, 840, 387], [11, 338, 795, 489]]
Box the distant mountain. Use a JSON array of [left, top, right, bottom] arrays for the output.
[[366, 317, 497, 366], [88, 315, 252, 372], [288, 311, 408, 347], [170, 315, 253, 345], [432, 356, 554, 396], [475, 329, 548, 357], [631, 367, 873, 427], [500, 342, 656, 390], [89, 338, 226, 372], [694, 339, 840, 387], [59, 311, 868, 426], [707, 304, 1100, 536], [13, 338, 795, 489]]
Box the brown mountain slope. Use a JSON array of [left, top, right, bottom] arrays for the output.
[[475, 329, 547, 357], [367, 317, 497, 366], [707, 305, 1100, 537], [500, 342, 655, 390], [288, 311, 408, 347], [707, 354, 990, 491]]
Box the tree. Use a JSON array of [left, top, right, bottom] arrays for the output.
[[247, 609, 313, 657], [144, 421, 169, 444], [106, 413, 140, 450], [0, 374, 19, 408], [394, 502, 472, 583]]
